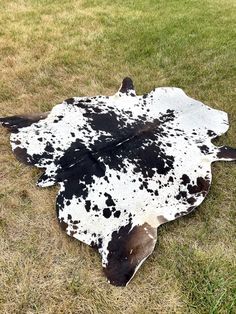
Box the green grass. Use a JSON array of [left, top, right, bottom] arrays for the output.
[[0, 0, 236, 313]]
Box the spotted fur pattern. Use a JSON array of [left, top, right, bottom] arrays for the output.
[[1, 77, 236, 286]]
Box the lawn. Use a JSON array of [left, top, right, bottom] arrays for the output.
[[0, 0, 236, 313]]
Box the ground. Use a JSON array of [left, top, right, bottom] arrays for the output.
[[0, 0, 235, 313]]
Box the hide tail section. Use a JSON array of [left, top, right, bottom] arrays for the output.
[[102, 222, 157, 286], [0, 112, 49, 132]]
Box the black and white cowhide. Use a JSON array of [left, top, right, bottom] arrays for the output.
[[1, 77, 236, 286]]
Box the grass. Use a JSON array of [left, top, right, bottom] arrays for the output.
[[0, 0, 235, 313]]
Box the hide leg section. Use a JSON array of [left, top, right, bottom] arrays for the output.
[[118, 77, 136, 96], [12, 147, 33, 165], [215, 146, 236, 161], [0, 112, 49, 132], [103, 223, 157, 286]]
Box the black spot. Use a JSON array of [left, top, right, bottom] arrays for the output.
[[181, 174, 190, 185], [207, 130, 217, 137], [45, 143, 54, 153], [187, 177, 210, 194], [114, 210, 121, 218], [199, 145, 210, 155], [187, 197, 196, 205], [104, 193, 116, 207], [92, 205, 99, 211], [168, 176, 173, 182], [85, 200, 91, 212], [103, 208, 112, 218], [175, 191, 187, 200]]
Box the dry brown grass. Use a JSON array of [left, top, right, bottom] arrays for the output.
[[0, 0, 236, 313]]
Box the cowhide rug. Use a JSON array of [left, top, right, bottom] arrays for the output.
[[1, 77, 235, 286]]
